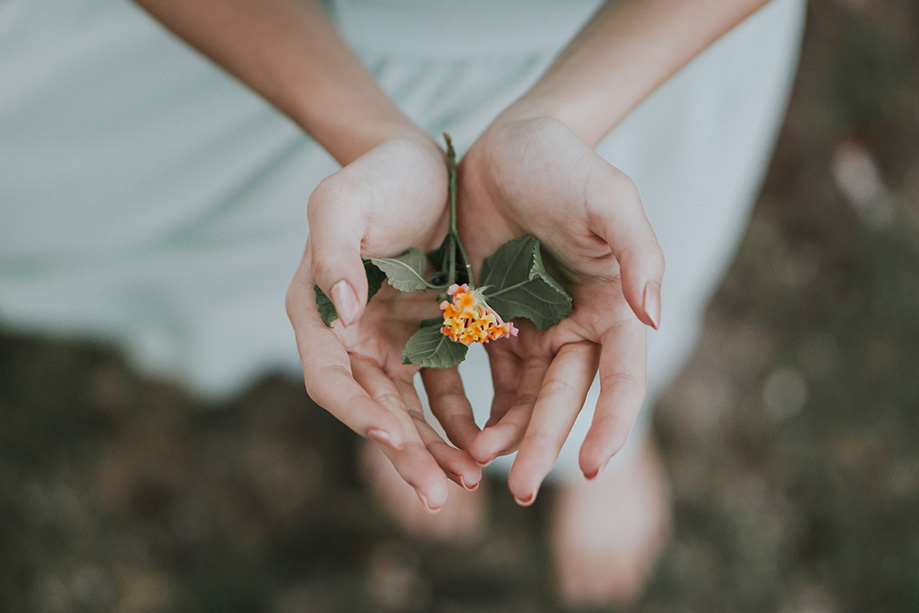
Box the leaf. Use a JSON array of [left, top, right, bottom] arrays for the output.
[[369, 248, 431, 292], [479, 234, 572, 331], [428, 233, 469, 287], [401, 321, 468, 368], [314, 260, 387, 327]]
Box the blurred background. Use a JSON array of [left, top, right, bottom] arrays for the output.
[[2, 1, 918, 611]]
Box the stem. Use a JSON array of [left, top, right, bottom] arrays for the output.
[[447, 234, 457, 286], [443, 133, 475, 288], [446, 133, 457, 236]]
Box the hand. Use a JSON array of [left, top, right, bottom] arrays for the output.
[[456, 113, 665, 504], [286, 136, 482, 511]]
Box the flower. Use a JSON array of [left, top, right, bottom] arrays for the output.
[[440, 283, 518, 345]]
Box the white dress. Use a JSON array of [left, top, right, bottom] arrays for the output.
[[0, 0, 805, 476]]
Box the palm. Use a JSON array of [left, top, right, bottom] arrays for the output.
[[338, 284, 438, 376], [457, 117, 661, 503]]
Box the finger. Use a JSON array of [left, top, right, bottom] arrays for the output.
[[286, 260, 405, 448], [584, 158, 665, 329], [508, 343, 598, 506], [395, 377, 481, 491], [485, 346, 522, 427], [578, 319, 647, 480], [470, 356, 550, 466], [352, 360, 451, 510], [307, 174, 369, 327], [420, 367, 480, 451]]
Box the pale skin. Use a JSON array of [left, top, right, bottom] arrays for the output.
[[132, 0, 772, 509]]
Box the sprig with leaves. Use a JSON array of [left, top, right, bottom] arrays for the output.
[[315, 134, 573, 368]]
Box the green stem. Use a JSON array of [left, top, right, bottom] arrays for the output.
[[446, 134, 457, 236], [443, 134, 475, 288]]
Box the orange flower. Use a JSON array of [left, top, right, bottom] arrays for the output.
[[440, 283, 519, 346]]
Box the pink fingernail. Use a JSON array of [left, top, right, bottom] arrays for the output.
[[476, 452, 498, 468], [416, 491, 442, 513], [514, 491, 536, 507], [584, 454, 613, 481], [331, 280, 360, 326], [367, 428, 399, 449], [457, 474, 480, 491], [643, 281, 661, 330]]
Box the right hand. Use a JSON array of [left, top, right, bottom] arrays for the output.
[[456, 113, 666, 503], [286, 135, 482, 511]]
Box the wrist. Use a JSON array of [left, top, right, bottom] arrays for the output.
[[292, 91, 431, 165], [498, 89, 626, 150]]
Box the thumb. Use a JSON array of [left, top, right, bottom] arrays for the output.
[[307, 177, 370, 327], [585, 160, 665, 329]]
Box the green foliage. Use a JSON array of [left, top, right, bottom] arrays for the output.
[[428, 234, 469, 287], [479, 234, 572, 331], [368, 248, 431, 292], [401, 321, 468, 368]]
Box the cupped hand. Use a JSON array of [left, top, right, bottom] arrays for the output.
[[286, 135, 481, 511], [456, 113, 665, 504]]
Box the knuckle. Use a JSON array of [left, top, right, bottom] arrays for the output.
[[513, 393, 539, 408], [303, 363, 348, 398], [600, 372, 646, 402], [428, 381, 466, 403], [374, 392, 404, 411], [620, 239, 665, 272], [539, 378, 578, 399], [406, 407, 426, 423]]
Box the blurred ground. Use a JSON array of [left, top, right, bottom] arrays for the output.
[[2, 1, 918, 611]]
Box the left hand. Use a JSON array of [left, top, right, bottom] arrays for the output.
[[455, 112, 665, 505], [286, 136, 482, 511]]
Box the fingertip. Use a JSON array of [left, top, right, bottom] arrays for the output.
[[507, 461, 544, 507], [452, 467, 482, 491], [578, 432, 627, 479], [617, 242, 664, 330], [420, 477, 450, 512], [509, 472, 540, 506], [367, 427, 403, 450], [642, 281, 661, 330], [513, 490, 537, 507], [470, 428, 506, 466], [416, 489, 443, 513], [331, 280, 362, 327]]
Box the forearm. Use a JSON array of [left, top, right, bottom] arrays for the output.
[[509, 0, 771, 147], [133, 0, 425, 164]]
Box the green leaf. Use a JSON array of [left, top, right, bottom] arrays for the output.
[[401, 321, 468, 368], [369, 248, 431, 292], [427, 233, 469, 287], [314, 285, 338, 328], [479, 234, 572, 331], [314, 259, 387, 327]]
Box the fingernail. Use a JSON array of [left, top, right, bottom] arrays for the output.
[[643, 281, 661, 330], [457, 474, 480, 491], [367, 428, 400, 449], [514, 491, 536, 507], [416, 490, 442, 513], [476, 452, 497, 468], [584, 457, 611, 481], [331, 280, 360, 326]]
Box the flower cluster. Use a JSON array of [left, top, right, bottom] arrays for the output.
[[440, 284, 518, 345]]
